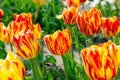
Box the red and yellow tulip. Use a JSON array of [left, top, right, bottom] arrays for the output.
[[13, 30, 40, 60], [81, 40, 118, 80], [0, 13, 42, 43], [44, 29, 72, 55], [0, 9, 4, 21], [62, 7, 78, 25], [102, 16, 120, 37], [0, 51, 26, 80], [80, 0, 86, 3], [77, 8, 102, 36], [13, 13, 33, 30], [67, 0, 80, 8]]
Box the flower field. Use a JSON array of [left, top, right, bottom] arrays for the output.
[[0, 0, 120, 80]]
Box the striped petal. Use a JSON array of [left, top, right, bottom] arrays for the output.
[[0, 22, 9, 43], [32, 23, 42, 40]]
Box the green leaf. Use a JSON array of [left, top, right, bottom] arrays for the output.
[[45, 55, 56, 65]]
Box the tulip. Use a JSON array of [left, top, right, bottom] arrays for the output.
[[62, 7, 78, 25], [77, 8, 102, 36], [0, 9, 4, 21], [13, 13, 33, 29], [44, 29, 72, 55], [102, 16, 120, 37], [80, 0, 86, 3], [81, 40, 118, 80], [67, 0, 80, 8], [0, 51, 26, 80], [0, 13, 42, 44], [13, 30, 40, 60], [0, 22, 9, 43]]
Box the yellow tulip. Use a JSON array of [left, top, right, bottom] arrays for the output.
[[0, 51, 26, 80]]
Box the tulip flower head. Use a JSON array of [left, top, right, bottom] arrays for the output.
[[81, 40, 118, 80], [0, 51, 26, 80], [0, 13, 42, 44], [13, 30, 40, 60], [0, 9, 4, 21], [62, 7, 78, 25], [80, 0, 86, 3], [77, 8, 102, 36], [67, 0, 80, 8], [14, 13, 33, 29], [44, 29, 72, 55], [102, 16, 120, 37]]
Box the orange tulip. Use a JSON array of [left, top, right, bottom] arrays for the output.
[[81, 40, 118, 80], [0, 9, 4, 21], [0, 51, 26, 80], [62, 7, 78, 25], [67, 0, 80, 8], [77, 8, 102, 36], [13, 30, 40, 60], [102, 16, 120, 37], [44, 29, 72, 55]]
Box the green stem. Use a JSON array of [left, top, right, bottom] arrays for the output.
[[30, 58, 43, 80], [62, 55, 69, 80], [69, 26, 74, 59], [10, 44, 13, 52], [84, 35, 88, 47]]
